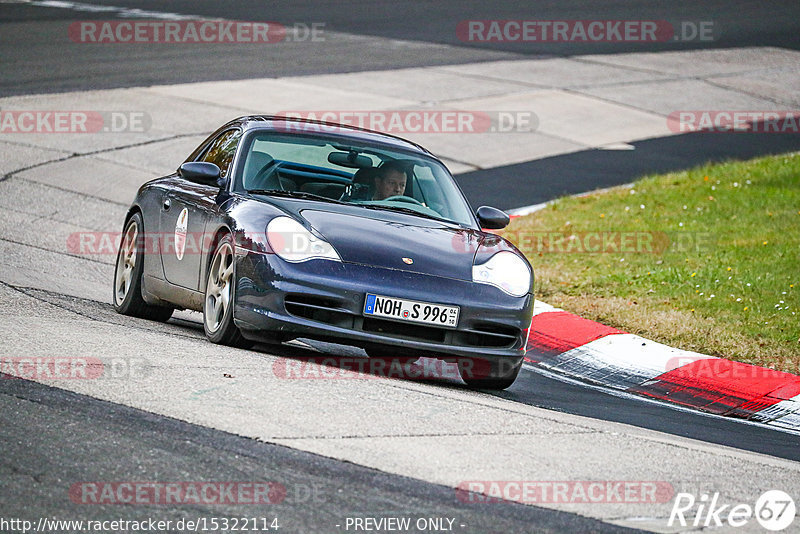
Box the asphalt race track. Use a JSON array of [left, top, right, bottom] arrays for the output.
[[457, 129, 800, 210], [0, 373, 624, 534], [3, 0, 800, 95], [2, 1, 800, 533]]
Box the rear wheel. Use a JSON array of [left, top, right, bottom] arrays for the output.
[[112, 212, 173, 322], [458, 357, 522, 390], [203, 234, 252, 348]]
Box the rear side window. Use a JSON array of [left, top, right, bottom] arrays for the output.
[[199, 129, 242, 177]]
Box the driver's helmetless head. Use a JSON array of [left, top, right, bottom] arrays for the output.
[[373, 164, 407, 200]]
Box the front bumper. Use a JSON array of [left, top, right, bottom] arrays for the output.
[[233, 251, 532, 362]]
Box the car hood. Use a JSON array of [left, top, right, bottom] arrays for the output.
[[299, 208, 483, 281]]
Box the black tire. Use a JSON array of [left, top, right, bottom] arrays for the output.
[[458, 357, 522, 390], [113, 212, 173, 322], [203, 233, 252, 348]]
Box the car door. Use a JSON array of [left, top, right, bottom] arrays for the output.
[[159, 128, 241, 290]]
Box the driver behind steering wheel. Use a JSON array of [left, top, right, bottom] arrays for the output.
[[373, 161, 408, 200]]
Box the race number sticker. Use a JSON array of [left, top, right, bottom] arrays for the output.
[[175, 208, 188, 260]]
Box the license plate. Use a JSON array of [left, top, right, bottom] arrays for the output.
[[363, 294, 459, 328]]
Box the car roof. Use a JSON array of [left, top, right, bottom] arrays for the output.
[[222, 115, 434, 156]]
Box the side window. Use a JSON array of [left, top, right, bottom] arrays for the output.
[[199, 129, 242, 177]]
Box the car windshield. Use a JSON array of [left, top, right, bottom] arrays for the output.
[[232, 130, 475, 226]]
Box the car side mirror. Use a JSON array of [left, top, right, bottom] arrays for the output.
[[476, 206, 510, 230], [179, 162, 224, 187]]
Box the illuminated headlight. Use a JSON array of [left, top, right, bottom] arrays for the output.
[[472, 251, 531, 297], [266, 217, 340, 262]]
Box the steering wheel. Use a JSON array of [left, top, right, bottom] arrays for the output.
[[251, 160, 285, 189], [382, 195, 424, 206]]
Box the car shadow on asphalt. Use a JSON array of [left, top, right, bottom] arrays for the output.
[[456, 125, 800, 210]]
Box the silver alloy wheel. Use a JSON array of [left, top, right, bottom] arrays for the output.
[[205, 242, 234, 333], [114, 220, 138, 306]]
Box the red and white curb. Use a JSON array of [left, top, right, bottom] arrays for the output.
[[525, 301, 800, 431]]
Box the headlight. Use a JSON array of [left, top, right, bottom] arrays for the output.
[[266, 217, 340, 262], [472, 251, 531, 297]]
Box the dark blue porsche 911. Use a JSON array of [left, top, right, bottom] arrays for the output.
[[113, 116, 533, 389]]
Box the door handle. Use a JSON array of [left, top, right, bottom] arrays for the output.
[[163, 197, 171, 210]]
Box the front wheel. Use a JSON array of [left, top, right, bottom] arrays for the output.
[[113, 212, 173, 322], [203, 234, 252, 348], [458, 357, 522, 390]]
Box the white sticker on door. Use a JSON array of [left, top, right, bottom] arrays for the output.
[[175, 207, 188, 260]]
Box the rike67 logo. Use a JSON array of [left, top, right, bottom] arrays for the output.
[[669, 490, 796, 531]]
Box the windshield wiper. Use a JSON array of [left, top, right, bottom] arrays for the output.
[[360, 204, 455, 224], [247, 190, 460, 225], [246, 189, 345, 204]]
